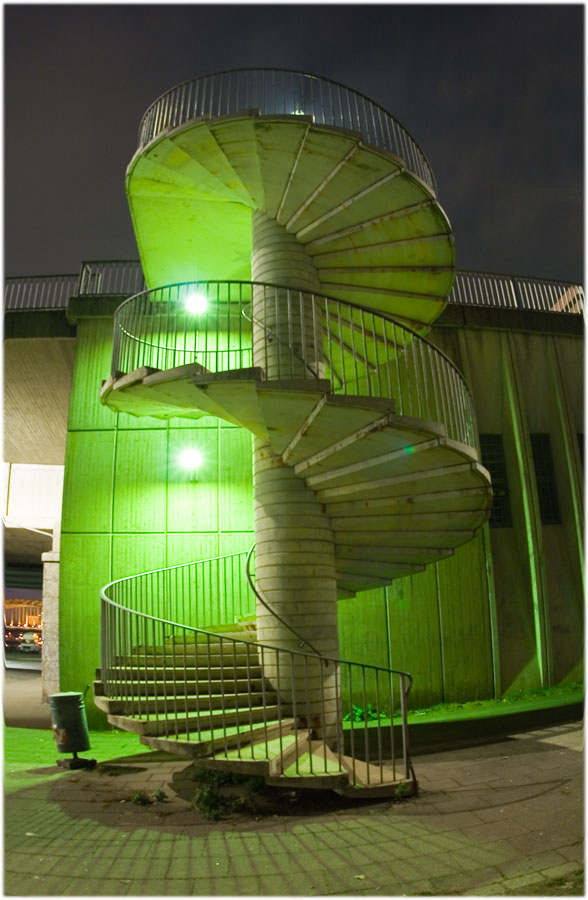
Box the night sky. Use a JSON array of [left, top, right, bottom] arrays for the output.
[[4, 4, 584, 283]]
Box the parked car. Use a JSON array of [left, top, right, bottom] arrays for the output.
[[16, 630, 43, 653]]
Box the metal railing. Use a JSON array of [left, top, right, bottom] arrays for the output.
[[100, 550, 414, 787], [137, 68, 436, 193], [4, 274, 79, 311], [79, 260, 146, 297], [448, 271, 584, 315], [111, 279, 477, 448], [245, 544, 325, 660], [5, 261, 583, 318]]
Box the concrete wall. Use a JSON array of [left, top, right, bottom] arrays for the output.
[[59, 312, 255, 726], [338, 309, 583, 708], [431, 309, 584, 695], [58, 304, 583, 724]]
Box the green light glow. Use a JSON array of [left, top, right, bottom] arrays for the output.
[[180, 448, 203, 470], [185, 291, 208, 314]]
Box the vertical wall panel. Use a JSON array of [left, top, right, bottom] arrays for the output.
[[435, 535, 494, 701], [67, 320, 118, 431], [220, 429, 254, 532], [385, 567, 443, 709], [59, 534, 111, 706], [113, 430, 168, 533], [61, 431, 114, 533], [112, 534, 167, 581], [167, 427, 220, 532]]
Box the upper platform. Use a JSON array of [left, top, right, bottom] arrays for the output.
[[126, 69, 456, 330]]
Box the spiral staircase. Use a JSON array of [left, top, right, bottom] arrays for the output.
[[94, 69, 492, 797]]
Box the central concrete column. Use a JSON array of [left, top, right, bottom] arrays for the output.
[[251, 211, 324, 381], [251, 211, 340, 742]]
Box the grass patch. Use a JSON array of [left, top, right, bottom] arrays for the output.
[[4, 725, 152, 793], [407, 683, 583, 723]]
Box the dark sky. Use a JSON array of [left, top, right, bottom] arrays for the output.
[[4, 4, 584, 282]]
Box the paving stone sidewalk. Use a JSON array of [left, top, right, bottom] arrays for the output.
[[4, 720, 583, 896]]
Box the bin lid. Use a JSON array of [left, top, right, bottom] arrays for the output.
[[48, 692, 84, 701]]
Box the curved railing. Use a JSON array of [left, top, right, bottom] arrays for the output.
[[111, 280, 477, 448], [245, 545, 325, 661], [99, 551, 414, 785], [137, 68, 436, 193]]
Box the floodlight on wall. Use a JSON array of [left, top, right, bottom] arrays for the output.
[[185, 291, 208, 314], [180, 448, 203, 482]]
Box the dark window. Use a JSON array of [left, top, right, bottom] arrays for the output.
[[479, 434, 512, 528], [530, 434, 561, 525]]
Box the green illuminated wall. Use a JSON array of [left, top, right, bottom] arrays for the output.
[[429, 309, 584, 695], [59, 312, 254, 726], [338, 530, 496, 709], [58, 303, 583, 727]]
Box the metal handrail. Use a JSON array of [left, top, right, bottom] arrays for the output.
[[78, 260, 146, 297], [245, 544, 326, 662], [109, 279, 478, 448], [100, 549, 254, 628], [5, 264, 583, 315], [136, 67, 436, 193], [99, 559, 415, 786], [447, 270, 584, 315], [4, 273, 79, 311]]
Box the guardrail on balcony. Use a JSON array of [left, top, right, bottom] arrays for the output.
[[78, 260, 146, 297], [4, 274, 80, 311], [137, 68, 436, 193], [111, 279, 477, 448], [448, 271, 584, 315]]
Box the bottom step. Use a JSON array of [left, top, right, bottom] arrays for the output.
[[140, 721, 416, 796]]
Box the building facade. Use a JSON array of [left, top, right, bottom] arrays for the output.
[[4, 70, 583, 789]]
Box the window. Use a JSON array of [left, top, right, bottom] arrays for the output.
[[530, 434, 561, 525], [479, 434, 512, 528]]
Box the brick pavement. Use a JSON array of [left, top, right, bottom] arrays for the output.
[[4, 720, 583, 896]]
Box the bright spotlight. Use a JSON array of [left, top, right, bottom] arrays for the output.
[[180, 448, 203, 470], [185, 292, 207, 314]]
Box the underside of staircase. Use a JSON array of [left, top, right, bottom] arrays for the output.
[[101, 369, 491, 596], [95, 69, 492, 797]]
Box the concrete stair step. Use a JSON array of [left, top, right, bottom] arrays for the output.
[[292, 414, 443, 478], [98, 690, 278, 716], [158, 122, 256, 206], [335, 544, 454, 566], [96, 664, 263, 680], [105, 704, 281, 737], [128, 115, 455, 327], [93, 676, 266, 697], [138, 718, 297, 759]]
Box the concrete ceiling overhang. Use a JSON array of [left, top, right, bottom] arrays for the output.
[[4, 337, 76, 464], [3, 525, 53, 566]]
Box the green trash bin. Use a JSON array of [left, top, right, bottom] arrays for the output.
[[48, 692, 96, 769]]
